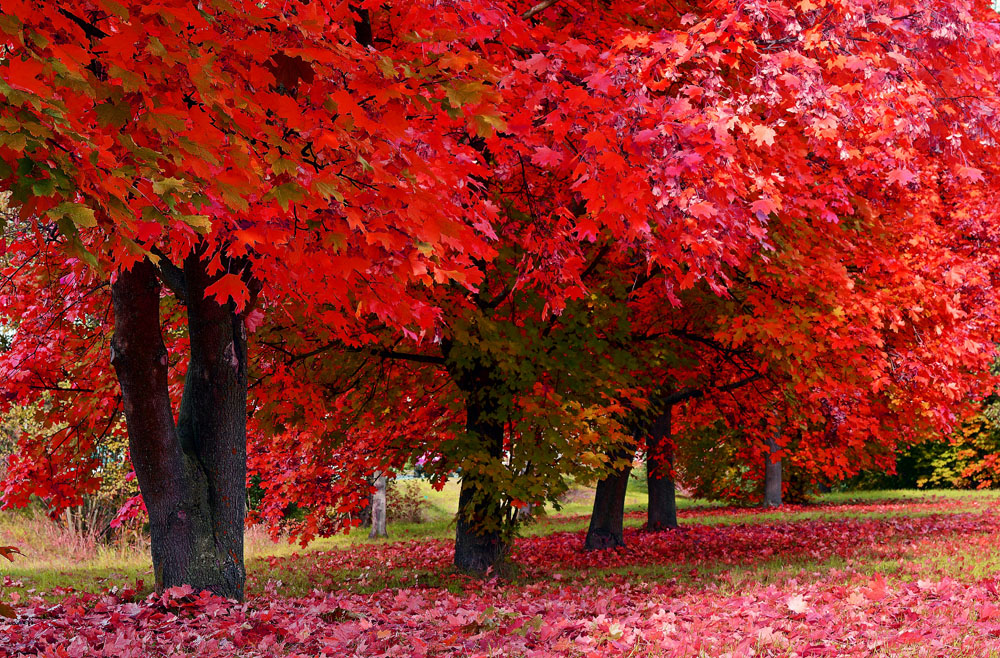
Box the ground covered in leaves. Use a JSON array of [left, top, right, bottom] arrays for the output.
[[5, 495, 1000, 656]]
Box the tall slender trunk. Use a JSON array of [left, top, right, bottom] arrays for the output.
[[111, 257, 248, 599], [646, 404, 678, 531], [368, 472, 387, 539], [763, 434, 782, 508], [584, 445, 634, 550]]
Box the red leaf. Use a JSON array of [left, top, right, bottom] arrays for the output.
[[204, 274, 250, 312]]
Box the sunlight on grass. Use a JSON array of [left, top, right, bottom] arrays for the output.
[[3, 486, 998, 598]]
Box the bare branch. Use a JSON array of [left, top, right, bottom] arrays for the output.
[[522, 0, 560, 20]]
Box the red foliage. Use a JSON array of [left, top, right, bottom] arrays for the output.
[[3, 0, 1000, 587]]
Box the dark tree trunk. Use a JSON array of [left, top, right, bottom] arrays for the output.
[[441, 342, 512, 576], [763, 434, 783, 508], [111, 257, 248, 600], [368, 472, 387, 539], [646, 404, 678, 531], [453, 389, 507, 574], [584, 447, 633, 550]]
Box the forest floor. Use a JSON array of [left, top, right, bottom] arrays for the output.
[[3, 486, 1000, 656]]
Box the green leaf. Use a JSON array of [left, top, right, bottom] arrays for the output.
[[271, 158, 298, 176], [55, 217, 99, 270], [0, 15, 22, 35], [141, 206, 168, 223], [313, 180, 344, 202], [94, 101, 131, 128], [147, 36, 167, 57], [473, 113, 507, 137], [152, 177, 186, 196], [178, 214, 212, 234], [104, 1, 129, 19], [31, 177, 54, 197], [47, 202, 97, 228], [269, 182, 304, 211], [446, 81, 489, 107], [377, 56, 398, 79], [0, 131, 27, 151]]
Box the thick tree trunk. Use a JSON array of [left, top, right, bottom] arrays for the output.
[[646, 405, 678, 531], [763, 434, 783, 508], [453, 391, 507, 574], [111, 257, 248, 599], [368, 472, 387, 539], [584, 448, 633, 550]]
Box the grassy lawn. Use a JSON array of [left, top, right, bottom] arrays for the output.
[[3, 482, 1000, 600]]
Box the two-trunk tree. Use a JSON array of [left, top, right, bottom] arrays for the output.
[[111, 255, 251, 599], [584, 399, 679, 550]]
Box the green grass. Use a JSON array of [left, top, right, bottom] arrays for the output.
[[818, 488, 1000, 504], [3, 485, 999, 600]]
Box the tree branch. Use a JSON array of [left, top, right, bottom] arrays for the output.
[[59, 8, 108, 39], [261, 339, 446, 366], [369, 349, 445, 365], [150, 249, 186, 301], [659, 374, 765, 406], [522, 0, 560, 20]]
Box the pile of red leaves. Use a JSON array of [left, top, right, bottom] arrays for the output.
[[5, 502, 1000, 656]]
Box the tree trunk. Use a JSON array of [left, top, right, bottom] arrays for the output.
[[763, 434, 783, 508], [368, 472, 387, 539], [453, 389, 507, 574], [111, 257, 248, 600], [584, 447, 633, 550], [646, 404, 678, 531]]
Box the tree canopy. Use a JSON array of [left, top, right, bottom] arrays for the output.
[[2, 0, 1000, 593]]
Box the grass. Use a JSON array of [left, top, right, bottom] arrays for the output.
[[3, 483, 999, 600]]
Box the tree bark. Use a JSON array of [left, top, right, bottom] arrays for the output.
[[111, 257, 248, 599], [763, 433, 783, 508], [584, 446, 633, 550], [368, 472, 387, 539], [445, 350, 509, 576], [646, 404, 678, 531], [453, 389, 507, 574]]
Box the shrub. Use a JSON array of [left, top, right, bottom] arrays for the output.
[[386, 480, 428, 524]]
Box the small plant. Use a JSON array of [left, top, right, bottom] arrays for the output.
[[386, 481, 428, 524]]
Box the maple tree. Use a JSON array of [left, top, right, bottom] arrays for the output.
[[0, 0, 504, 598], [577, 0, 1000, 543], [3, 0, 1000, 600], [248, 0, 1000, 576]]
